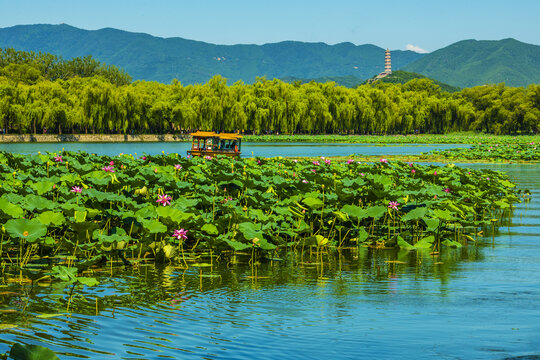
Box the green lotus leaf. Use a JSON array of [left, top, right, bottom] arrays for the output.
[[22, 194, 57, 211], [224, 239, 251, 251], [156, 206, 194, 222], [414, 235, 435, 249], [135, 206, 156, 220], [424, 218, 440, 232], [93, 227, 130, 243], [401, 207, 428, 222], [201, 223, 219, 235], [432, 208, 456, 222], [397, 236, 415, 250], [5, 218, 48, 242], [36, 211, 66, 226], [366, 205, 387, 219], [74, 210, 87, 223], [302, 197, 323, 209], [238, 221, 263, 240], [51, 265, 77, 282], [356, 227, 369, 243], [333, 210, 349, 222], [30, 180, 55, 195], [341, 204, 367, 220], [9, 343, 60, 360], [0, 198, 23, 218], [142, 219, 167, 233], [442, 239, 463, 248]]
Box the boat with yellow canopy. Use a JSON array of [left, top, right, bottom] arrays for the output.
[[187, 131, 243, 158]]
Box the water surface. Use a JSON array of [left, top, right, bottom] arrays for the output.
[[0, 148, 538, 360]]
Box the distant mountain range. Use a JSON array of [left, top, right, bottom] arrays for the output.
[[0, 24, 539, 88], [403, 38, 540, 88], [0, 24, 422, 84]]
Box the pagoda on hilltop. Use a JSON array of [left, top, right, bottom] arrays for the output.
[[371, 48, 393, 82]]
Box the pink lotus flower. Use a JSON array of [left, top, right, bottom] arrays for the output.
[[257, 160, 261, 164], [443, 187, 451, 193], [156, 194, 172, 206], [293, 159, 298, 163], [347, 159, 354, 164], [380, 158, 388, 163], [388, 201, 400, 210], [102, 165, 115, 172], [71, 186, 82, 193], [205, 155, 212, 160], [408, 163, 414, 167], [174, 164, 182, 170], [173, 228, 188, 240], [311, 169, 317, 173], [360, 173, 365, 177], [324, 159, 331, 165], [302, 179, 308, 184], [433, 171, 438, 176], [142, 156, 147, 160], [411, 169, 416, 174], [312, 160, 320, 166], [54, 155, 63, 163], [109, 161, 114, 166]]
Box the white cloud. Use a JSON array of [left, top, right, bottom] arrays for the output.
[[405, 44, 429, 54]]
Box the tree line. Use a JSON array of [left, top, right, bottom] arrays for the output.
[[0, 48, 539, 135]]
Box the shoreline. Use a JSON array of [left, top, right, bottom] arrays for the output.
[[0, 134, 191, 143]]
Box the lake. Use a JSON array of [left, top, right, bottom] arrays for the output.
[[0, 141, 466, 157], [0, 145, 538, 359]]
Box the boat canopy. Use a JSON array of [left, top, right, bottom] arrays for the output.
[[190, 131, 243, 140]]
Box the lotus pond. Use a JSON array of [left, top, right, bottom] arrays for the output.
[[427, 143, 539, 162], [0, 147, 538, 359]]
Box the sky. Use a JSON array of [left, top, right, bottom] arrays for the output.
[[1, 0, 539, 52]]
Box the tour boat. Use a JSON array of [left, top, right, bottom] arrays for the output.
[[188, 131, 243, 158]]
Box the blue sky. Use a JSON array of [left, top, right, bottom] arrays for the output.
[[1, 0, 539, 52]]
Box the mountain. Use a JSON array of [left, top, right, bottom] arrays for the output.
[[404, 38, 540, 88], [368, 70, 461, 92], [0, 24, 424, 84]]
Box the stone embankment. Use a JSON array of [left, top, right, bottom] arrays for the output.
[[0, 134, 190, 143]]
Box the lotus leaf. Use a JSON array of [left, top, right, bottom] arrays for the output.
[[302, 197, 323, 209], [142, 219, 167, 234], [413, 236, 434, 249], [201, 223, 219, 235], [0, 198, 23, 218], [22, 194, 57, 211], [9, 343, 60, 360], [5, 219, 47, 242], [36, 211, 65, 226]]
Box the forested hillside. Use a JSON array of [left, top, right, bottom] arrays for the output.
[[369, 70, 460, 93], [404, 38, 540, 88], [1, 48, 539, 136], [0, 24, 423, 84]]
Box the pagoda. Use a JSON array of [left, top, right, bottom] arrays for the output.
[[370, 48, 393, 82], [384, 49, 392, 74]]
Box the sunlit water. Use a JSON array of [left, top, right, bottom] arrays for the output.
[[0, 146, 538, 359], [0, 141, 466, 157]]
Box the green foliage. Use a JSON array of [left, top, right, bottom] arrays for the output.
[[0, 48, 131, 86], [369, 70, 460, 93], [429, 143, 539, 161], [0, 24, 423, 84], [0, 151, 522, 260], [404, 38, 540, 88], [8, 343, 59, 360]]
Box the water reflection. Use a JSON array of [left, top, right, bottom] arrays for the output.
[[0, 163, 538, 359]]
